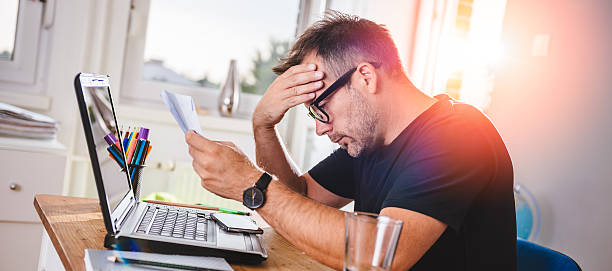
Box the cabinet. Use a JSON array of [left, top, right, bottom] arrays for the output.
[[0, 137, 66, 271]]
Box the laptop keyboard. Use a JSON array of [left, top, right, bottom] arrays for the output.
[[136, 206, 211, 242]]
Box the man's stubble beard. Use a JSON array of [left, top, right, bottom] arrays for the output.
[[344, 86, 379, 158]]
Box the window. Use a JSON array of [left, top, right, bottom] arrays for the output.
[[411, 0, 507, 110], [0, 0, 47, 89], [121, 0, 302, 114], [0, 1, 19, 61]]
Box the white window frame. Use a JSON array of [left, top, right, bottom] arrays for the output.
[[0, 0, 53, 109], [0, 0, 46, 86], [119, 0, 330, 170], [120, 0, 315, 115], [275, 0, 327, 169]]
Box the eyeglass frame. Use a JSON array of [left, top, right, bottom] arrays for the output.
[[307, 67, 356, 123], [307, 62, 380, 123]]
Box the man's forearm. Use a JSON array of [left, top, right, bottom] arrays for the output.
[[253, 125, 306, 194], [257, 180, 345, 270]]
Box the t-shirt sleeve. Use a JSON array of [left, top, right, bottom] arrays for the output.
[[308, 148, 356, 199], [382, 119, 495, 231]]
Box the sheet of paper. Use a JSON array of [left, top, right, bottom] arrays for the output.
[[160, 90, 203, 135]]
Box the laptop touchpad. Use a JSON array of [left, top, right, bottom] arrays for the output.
[[216, 227, 247, 251]]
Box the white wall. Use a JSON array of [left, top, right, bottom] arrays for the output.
[[39, 0, 132, 195], [22, 0, 91, 146], [488, 0, 612, 270]]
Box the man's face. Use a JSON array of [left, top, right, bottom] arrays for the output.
[[302, 53, 379, 157]]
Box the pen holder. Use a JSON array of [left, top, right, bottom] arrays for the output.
[[126, 164, 147, 201]]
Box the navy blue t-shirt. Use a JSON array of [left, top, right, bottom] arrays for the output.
[[309, 95, 516, 270]]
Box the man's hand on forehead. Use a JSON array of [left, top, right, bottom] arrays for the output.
[[303, 86, 328, 108], [253, 63, 325, 129]]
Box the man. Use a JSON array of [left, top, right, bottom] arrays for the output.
[[186, 12, 516, 270]]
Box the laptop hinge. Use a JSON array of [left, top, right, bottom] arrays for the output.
[[104, 232, 117, 249], [116, 197, 137, 232]]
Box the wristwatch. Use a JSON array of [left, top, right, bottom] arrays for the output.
[[242, 172, 272, 210]]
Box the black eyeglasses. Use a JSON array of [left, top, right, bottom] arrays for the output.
[[308, 67, 357, 123]]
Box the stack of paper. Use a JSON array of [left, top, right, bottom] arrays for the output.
[[160, 90, 203, 135], [0, 102, 58, 139]]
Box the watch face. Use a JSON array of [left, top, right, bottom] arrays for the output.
[[243, 187, 265, 209]]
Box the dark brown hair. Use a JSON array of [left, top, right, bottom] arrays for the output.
[[273, 10, 404, 79]]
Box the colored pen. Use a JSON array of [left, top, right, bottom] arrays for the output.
[[143, 145, 152, 161], [142, 200, 250, 215], [108, 147, 124, 165], [136, 140, 149, 165], [122, 132, 129, 150], [109, 144, 124, 162], [133, 139, 144, 164], [104, 133, 118, 146], [196, 203, 250, 216], [126, 130, 134, 148], [130, 140, 146, 177], [138, 127, 149, 140], [128, 142, 140, 176], [126, 132, 138, 164], [107, 146, 125, 168]]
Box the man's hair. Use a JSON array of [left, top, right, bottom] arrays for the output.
[[273, 10, 404, 79]]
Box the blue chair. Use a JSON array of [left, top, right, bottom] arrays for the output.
[[517, 239, 581, 271]]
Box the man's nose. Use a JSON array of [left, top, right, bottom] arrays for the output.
[[315, 120, 332, 136]]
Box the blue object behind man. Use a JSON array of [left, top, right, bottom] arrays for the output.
[[517, 239, 581, 271]]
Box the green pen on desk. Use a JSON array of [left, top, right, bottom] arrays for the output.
[[141, 199, 250, 216], [196, 203, 250, 216]]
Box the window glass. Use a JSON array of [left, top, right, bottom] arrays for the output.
[[437, 0, 507, 109], [143, 0, 300, 94], [0, 0, 19, 61]]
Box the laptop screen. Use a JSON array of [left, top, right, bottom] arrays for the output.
[[78, 74, 132, 212]]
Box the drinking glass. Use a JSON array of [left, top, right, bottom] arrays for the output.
[[344, 212, 403, 271]]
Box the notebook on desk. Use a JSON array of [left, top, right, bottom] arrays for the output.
[[73, 73, 267, 264], [85, 249, 234, 271]]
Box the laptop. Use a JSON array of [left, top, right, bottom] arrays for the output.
[[73, 73, 268, 264]]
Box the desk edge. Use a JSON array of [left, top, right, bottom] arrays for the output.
[[34, 194, 75, 271]]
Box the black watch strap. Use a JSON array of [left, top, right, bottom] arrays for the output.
[[254, 172, 272, 191]]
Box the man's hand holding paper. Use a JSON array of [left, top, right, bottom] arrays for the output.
[[161, 90, 260, 201]]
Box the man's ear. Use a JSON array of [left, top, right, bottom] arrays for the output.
[[356, 62, 378, 94]]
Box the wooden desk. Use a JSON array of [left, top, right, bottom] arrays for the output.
[[34, 194, 333, 271]]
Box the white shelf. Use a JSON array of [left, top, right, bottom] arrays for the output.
[[0, 136, 66, 155]]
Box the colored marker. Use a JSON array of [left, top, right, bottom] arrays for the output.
[[107, 146, 125, 168], [104, 133, 118, 146], [138, 127, 149, 140]]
